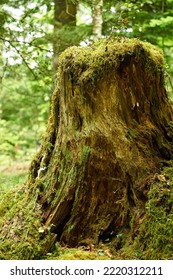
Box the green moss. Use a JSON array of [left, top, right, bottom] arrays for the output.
[[127, 127, 138, 138], [0, 184, 54, 259], [80, 145, 91, 164], [1, 164, 173, 259], [58, 37, 163, 88], [44, 242, 111, 260], [132, 166, 173, 259], [1, 37, 171, 260], [45, 249, 110, 260]]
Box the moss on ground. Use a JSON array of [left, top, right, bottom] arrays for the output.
[[0, 164, 173, 259], [44, 243, 111, 260], [107, 165, 173, 260], [0, 165, 55, 260], [132, 165, 173, 259]]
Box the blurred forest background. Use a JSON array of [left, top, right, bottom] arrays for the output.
[[0, 0, 173, 165]]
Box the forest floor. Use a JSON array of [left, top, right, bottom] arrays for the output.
[[0, 162, 29, 193], [0, 162, 115, 260], [1, 161, 172, 260], [0, 162, 135, 260], [0, 161, 30, 174]]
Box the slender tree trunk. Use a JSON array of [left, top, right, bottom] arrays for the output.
[[53, 0, 77, 71], [92, 0, 103, 40]]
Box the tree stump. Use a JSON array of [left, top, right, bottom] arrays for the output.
[[29, 37, 173, 248]]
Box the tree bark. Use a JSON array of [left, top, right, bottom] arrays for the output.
[[29, 37, 173, 248], [92, 0, 103, 39], [53, 0, 77, 71]]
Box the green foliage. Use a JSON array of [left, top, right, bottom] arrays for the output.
[[100, 0, 173, 77], [0, 169, 27, 193], [0, 0, 54, 163], [0, 74, 50, 163]]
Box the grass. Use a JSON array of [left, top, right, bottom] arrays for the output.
[[0, 163, 29, 193]]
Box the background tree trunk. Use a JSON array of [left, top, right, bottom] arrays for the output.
[[29, 37, 173, 248], [92, 0, 103, 39], [53, 0, 77, 71]]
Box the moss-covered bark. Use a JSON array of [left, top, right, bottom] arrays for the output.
[[134, 167, 173, 259], [1, 37, 173, 259], [28, 37, 173, 249]]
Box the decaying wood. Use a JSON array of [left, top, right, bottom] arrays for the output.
[[28, 37, 173, 248]]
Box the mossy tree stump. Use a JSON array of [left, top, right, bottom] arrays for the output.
[[29, 37, 173, 248]]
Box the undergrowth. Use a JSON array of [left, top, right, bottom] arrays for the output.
[[0, 184, 51, 259], [0, 172, 27, 193], [0, 166, 54, 260], [133, 166, 173, 259]]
